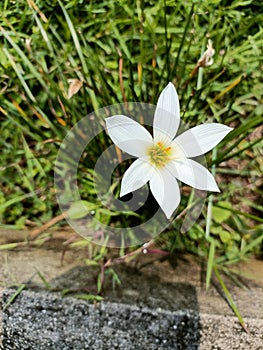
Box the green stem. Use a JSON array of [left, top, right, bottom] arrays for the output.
[[205, 132, 217, 239]]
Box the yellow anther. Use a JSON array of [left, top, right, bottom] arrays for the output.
[[147, 142, 172, 168]]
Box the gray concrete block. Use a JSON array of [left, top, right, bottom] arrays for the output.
[[1, 289, 200, 350]]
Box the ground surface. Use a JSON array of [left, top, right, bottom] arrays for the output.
[[0, 228, 262, 349]]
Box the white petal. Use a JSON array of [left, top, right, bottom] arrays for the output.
[[149, 167, 181, 219], [106, 115, 153, 157], [174, 123, 233, 157], [167, 158, 220, 192], [120, 159, 154, 197], [153, 82, 180, 144]]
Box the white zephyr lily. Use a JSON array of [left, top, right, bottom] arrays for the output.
[[105, 82, 233, 219]]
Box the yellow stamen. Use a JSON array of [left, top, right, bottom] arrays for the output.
[[147, 142, 172, 168]]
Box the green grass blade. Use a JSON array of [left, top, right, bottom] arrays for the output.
[[0, 191, 38, 211], [206, 238, 216, 290], [3, 47, 36, 102], [33, 13, 54, 56], [0, 242, 20, 250], [75, 294, 104, 302], [240, 234, 263, 257], [171, 3, 194, 80], [213, 265, 247, 332], [35, 269, 52, 290], [58, 0, 89, 76], [3, 284, 26, 311], [1, 29, 46, 87]]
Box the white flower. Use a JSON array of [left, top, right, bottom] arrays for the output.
[[105, 82, 233, 219]]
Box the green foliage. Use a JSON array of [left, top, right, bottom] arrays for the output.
[[0, 0, 262, 265], [212, 201, 232, 224]]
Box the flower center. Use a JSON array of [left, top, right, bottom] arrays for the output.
[[147, 142, 172, 168]]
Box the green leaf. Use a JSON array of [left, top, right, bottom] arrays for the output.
[[210, 226, 222, 235], [70, 240, 90, 248], [67, 200, 98, 219], [84, 259, 99, 266], [219, 230, 231, 243], [212, 201, 232, 223], [75, 294, 104, 302]]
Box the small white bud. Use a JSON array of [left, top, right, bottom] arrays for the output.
[[198, 39, 215, 67]]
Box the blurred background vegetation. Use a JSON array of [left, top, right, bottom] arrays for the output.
[[0, 0, 262, 274]]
